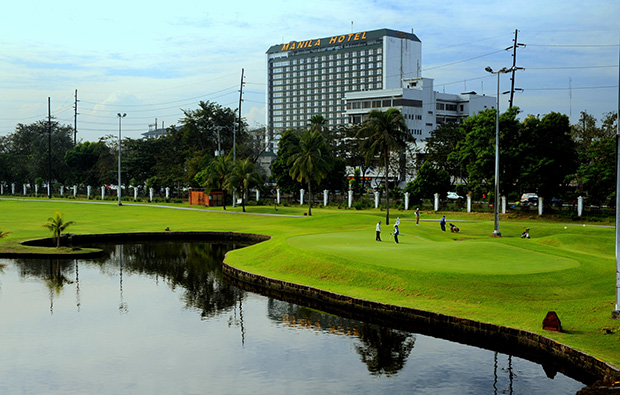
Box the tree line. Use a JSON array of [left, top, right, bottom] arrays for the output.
[[0, 99, 617, 211]]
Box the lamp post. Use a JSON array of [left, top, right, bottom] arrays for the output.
[[117, 113, 126, 206], [485, 66, 512, 237], [613, 40, 620, 319]]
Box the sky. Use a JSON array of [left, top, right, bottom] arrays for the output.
[[1, 0, 619, 142]]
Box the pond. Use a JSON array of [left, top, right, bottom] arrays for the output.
[[0, 241, 586, 394]]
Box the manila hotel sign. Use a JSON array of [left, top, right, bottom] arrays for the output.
[[280, 31, 368, 52]]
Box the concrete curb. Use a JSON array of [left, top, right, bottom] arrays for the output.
[[222, 260, 619, 386]]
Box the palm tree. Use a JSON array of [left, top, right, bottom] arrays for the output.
[[308, 114, 327, 134], [195, 154, 233, 210], [42, 211, 75, 248], [358, 108, 414, 225], [225, 158, 262, 212], [288, 129, 332, 216]]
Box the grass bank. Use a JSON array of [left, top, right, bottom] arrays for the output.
[[1, 198, 618, 368]]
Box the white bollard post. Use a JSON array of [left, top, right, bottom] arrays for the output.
[[87, 186, 91, 199], [256, 189, 260, 202], [434, 193, 439, 211], [538, 197, 544, 216], [150, 188, 154, 202], [35, 185, 38, 196], [165, 187, 170, 200], [0, 183, 3, 195], [23, 184, 27, 195], [578, 196, 583, 217], [73, 185, 77, 197], [101, 186, 105, 200], [300, 189, 304, 206], [374, 191, 379, 208], [277, 188, 281, 204], [404, 192, 409, 211], [134, 187, 138, 201], [11, 183, 15, 195], [60, 186, 64, 196], [323, 189, 328, 206], [467, 195, 472, 212], [348, 189, 353, 208], [502, 196, 506, 214]]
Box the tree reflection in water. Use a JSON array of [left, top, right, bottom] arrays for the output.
[[14, 258, 75, 314], [100, 242, 246, 319], [266, 298, 416, 376], [12, 242, 246, 320]]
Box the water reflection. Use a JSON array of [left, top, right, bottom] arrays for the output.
[[267, 299, 415, 376], [2, 241, 586, 394]]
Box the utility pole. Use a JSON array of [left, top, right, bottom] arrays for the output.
[[73, 89, 79, 145], [234, 68, 245, 162], [506, 29, 525, 108], [48, 97, 52, 199]]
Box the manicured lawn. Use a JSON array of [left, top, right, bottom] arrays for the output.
[[1, 198, 619, 368]]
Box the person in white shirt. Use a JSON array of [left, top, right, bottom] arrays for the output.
[[376, 221, 382, 241]]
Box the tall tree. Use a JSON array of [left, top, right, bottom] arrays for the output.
[[576, 136, 616, 206], [3, 120, 73, 186], [288, 129, 332, 216], [404, 161, 451, 204], [357, 108, 414, 225], [64, 141, 112, 187], [519, 112, 577, 201], [425, 122, 465, 181], [225, 158, 263, 213], [271, 129, 302, 193]]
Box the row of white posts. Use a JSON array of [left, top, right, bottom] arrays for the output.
[[0, 183, 172, 202], [271, 188, 588, 217], [0, 183, 589, 216]]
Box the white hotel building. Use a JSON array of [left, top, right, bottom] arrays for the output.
[[265, 27, 495, 154]]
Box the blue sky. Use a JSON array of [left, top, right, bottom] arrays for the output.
[[1, 0, 619, 142]]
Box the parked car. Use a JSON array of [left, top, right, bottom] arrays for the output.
[[447, 192, 463, 200], [520, 193, 538, 205]]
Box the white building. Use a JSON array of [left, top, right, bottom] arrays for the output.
[[344, 77, 496, 142]]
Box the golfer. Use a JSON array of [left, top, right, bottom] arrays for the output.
[[415, 208, 420, 225], [376, 220, 382, 241], [393, 223, 399, 244]]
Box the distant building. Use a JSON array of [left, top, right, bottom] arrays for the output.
[[142, 122, 172, 139], [265, 28, 496, 151], [344, 77, 495, 142]]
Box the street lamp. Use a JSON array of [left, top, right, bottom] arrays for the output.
[[485, 66, 512, 237], [117, 113, 126, 206]]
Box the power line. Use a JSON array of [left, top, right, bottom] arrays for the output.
[[421, 49, 505, 72], [526, 65, 618, 70], [528, 44, 619, 47]]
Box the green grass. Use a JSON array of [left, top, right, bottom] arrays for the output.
[[1, 198, 619, 369]]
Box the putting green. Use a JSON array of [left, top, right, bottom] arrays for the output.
[[287, 230, 580, 275]]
